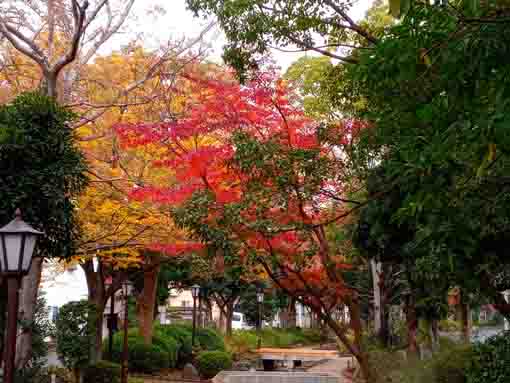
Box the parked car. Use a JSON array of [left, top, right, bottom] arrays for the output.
[[232, 312, 252, 330]]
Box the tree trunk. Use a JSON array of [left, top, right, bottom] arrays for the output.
[[91, 296, 105, 364], [460, 302, 471, 343], [225, 301, 234, 337], [137, 259, 161, 344], [15, 258, 43, 369], [431, 318, 439, 351], [323, 297, 374, 383], [82, 260, 106, 364], [371, 259, 382, 337], [405, 295, 418, 356], [219, 309, 226, 333]]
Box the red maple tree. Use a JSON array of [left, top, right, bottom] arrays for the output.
[[116, 69, 373, 380]]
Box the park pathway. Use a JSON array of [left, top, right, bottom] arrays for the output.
[[307, 355, 351, 382]]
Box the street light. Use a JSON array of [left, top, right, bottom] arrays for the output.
[[191, 284, 200, 348], [121, 280, 133, 383], [0, 209, 43, 383], [256, 287, 264, 349]]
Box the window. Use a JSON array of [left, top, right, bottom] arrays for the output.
[[181, 300, 189, 307], [232, 314, 241, 322]]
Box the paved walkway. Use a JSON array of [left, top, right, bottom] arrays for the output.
[[308, 356, 351, 382]]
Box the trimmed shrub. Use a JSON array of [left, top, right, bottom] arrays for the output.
[[156, 324, 193, 365], [466, 330, 510, 383], [152, 331, 180, 368], [83, 361, 121, 383], [196, 351, 233, 379], [196, 327, 226, 351], [107, 330, 170, 373], [156, 323, 226, 363], [227, 330, 259, 357]]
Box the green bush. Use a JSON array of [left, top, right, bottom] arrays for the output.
[[83, 361, 121, 383], [157, 323, 226, 361], [196, 351, 233, 379], [56, 301, 97, 371], [196, 327, 226, 351], [466, 330, 510, 383], [152, 331, 180, 368], [227, 330, 259, 356], [431, 346, 473, 383], [155, 324, 193, 365], [107, 330, 171, 373], [438, 319, 461, 332]]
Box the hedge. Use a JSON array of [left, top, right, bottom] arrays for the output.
[[106, 330, 172, 373], [466, 330, 510, 383], [196, 351, 233, 379], [106, 324, 225, 373]]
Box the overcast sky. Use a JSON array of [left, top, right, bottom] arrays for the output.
[[102, 0, 375, 72]]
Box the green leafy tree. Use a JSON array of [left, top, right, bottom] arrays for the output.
[[346, 2, 510, 321], [0, 92, 87, 369], [186, 0, 378, 78], [0, 92, 87, 259], [56, 300, 97, 380]]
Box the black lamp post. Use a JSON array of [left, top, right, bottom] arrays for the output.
[[0, 209, 43, 383], [256, 288, 264, 349], [191, 284, 200, 348], [121, 280, 133, 383]]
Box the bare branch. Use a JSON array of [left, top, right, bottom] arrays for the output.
[[52, 0, 89, 75], [0, 22, 46, 67], [80, 0, 136, 65], [287, 35, 358, 64], [323, 0, 379, 44]]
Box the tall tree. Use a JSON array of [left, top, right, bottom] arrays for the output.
[[0, 92, 87, 369], [115, 69, 375, 381], [346, 2, 510, 323]]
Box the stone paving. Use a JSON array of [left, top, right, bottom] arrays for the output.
[[307, 356, 351, 382]]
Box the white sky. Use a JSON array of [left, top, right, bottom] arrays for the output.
[[102, 0, 375, 72]]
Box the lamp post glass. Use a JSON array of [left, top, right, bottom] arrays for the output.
[[191, 284, 200, 298], [0, 209, 43, 275]]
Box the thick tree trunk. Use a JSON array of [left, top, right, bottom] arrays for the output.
[[431, 318, 439, 351], [15, 258, 43, 369], [225, 301, 234, 337], [82, 261, 106, 364], [371, 259, 382, 337], [91, 296, 105, 364], [322, 297, 374, 383], [405, 295, 418, 356], [460, 302, 471, 343], [219, 309, 226, 333], [137, 259, 161, 344]]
